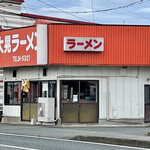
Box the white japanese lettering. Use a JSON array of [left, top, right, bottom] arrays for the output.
[[12, 55, 30, 62], [0, 36, 4, 53], [0, 31, 37, 54], [4, 35, 11, 53], [26, 32, 34, 51], [12, 34, 19, 52]]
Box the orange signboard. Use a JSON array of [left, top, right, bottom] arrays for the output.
[[0, 27, 37, 67], [48, 24, 150, 66], [1, 24, 150, 67]]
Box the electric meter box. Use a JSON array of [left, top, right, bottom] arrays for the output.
[[38, 97, 55, 122]]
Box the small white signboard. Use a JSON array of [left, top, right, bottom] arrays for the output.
[[64, 37, 104, 52], [43, 83, 48, 92], [73, 95, 78, 102]]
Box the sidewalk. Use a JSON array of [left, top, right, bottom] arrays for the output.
[[57, 124, 150, 148], [1, 123, 150, 149], [72, 130, 150, 149]]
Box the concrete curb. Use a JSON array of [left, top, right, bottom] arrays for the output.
[[72, 135, 150, 149]]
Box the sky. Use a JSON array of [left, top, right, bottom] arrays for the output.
[[22, 0, 150, 25]]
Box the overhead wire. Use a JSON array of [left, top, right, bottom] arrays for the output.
[[33, 0, 150, 24], [22, 4, 35, 23], [36, 0, 91, 22], [106, 0, 150, 22], [22, 4, 29, 14], [91, 0, 95, 22], [1, 0, 149, 26], [61, 0, 150, 13]]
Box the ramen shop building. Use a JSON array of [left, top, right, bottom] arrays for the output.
[[0, 24, 150, 125]]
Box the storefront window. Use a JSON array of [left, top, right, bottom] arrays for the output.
[[80, 81, 97, 103], [22, 91, 30, 103], [30, 82, 39, 103], [23, 81, 56, 103], [5, 82, 21, 105], [42, 81, 56, 98], [48, 81, 56, 98], [5, 81, 56, 105], [42, 82, 48, 97], [61, 81, 79, 103], [61, 80, 98, 104], [29, 81, 56, 102]]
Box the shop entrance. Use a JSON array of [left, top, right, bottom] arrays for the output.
[[21, 82, 39, 121], [144, 85, 150, 122], [21, 81, 56, 121], [61, 80, 98, 123]]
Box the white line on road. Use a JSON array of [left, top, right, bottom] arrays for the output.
[[0, 132, 148, 150], [0, 144, 38, 150]]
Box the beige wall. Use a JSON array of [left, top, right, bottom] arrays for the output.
[[3, 66, 146, 122]]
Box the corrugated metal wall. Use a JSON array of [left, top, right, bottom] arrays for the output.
[[4, 66, 143, 119], [48, 24, 150, 66], [0, 69, 3, 103], [109, 77, 139, 118]]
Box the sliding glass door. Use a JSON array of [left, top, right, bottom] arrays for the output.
[[61, 80, 98, 123]]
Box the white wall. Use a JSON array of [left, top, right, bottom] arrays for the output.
[[0, 69, 3, 104], [109, 77, 139, 119], [3, 106, 20, 117], [3, 66, 150, 121], [99, 78, 107, 119], [0, 2, 35, 28]]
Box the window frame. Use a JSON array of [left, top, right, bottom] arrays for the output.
[[4, 80, 57, 105], [61, 80, 99, 104], [4, 81, 22, 105]]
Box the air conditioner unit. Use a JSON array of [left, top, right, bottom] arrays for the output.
[[38, 97, 55, 123]]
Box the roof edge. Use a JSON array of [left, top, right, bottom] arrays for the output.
[[21, 13, 96, 25], [1, 0, 24, 3]]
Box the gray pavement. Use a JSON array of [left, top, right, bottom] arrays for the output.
[[1, 124, 150, 149]]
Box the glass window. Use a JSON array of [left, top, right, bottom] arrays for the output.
[[42, 82, 48, 97], [30, 81, 56, 102], [22, 91, 30, 103], [48, 81, 56, 98], [42, 81, 56, 98], [5, 82, 21, 105], [61, 80, 98, 104], [30, 82, 39, 103], [145, 85, 150, 105], [61, 81, 79, 103], [5, 81, 56, 105], [80, 81, 97, 103]]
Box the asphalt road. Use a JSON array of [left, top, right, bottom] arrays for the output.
[[0, 124, 150, 138], [0, 133, 146, 150], [62, 126, 150, 136], [0, 124, 149, 150]]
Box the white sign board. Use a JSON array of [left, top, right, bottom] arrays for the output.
[[73, 95, 78, 102], [42, 83, 48, 92], [64, 37, 104, 52]]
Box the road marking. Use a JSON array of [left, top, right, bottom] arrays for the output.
[[0, 132, 148, 150], [0, 144, 38, 150]]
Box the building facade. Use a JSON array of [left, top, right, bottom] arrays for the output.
[[0, 0, 94, 121], [1, 24, 150, 125]]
